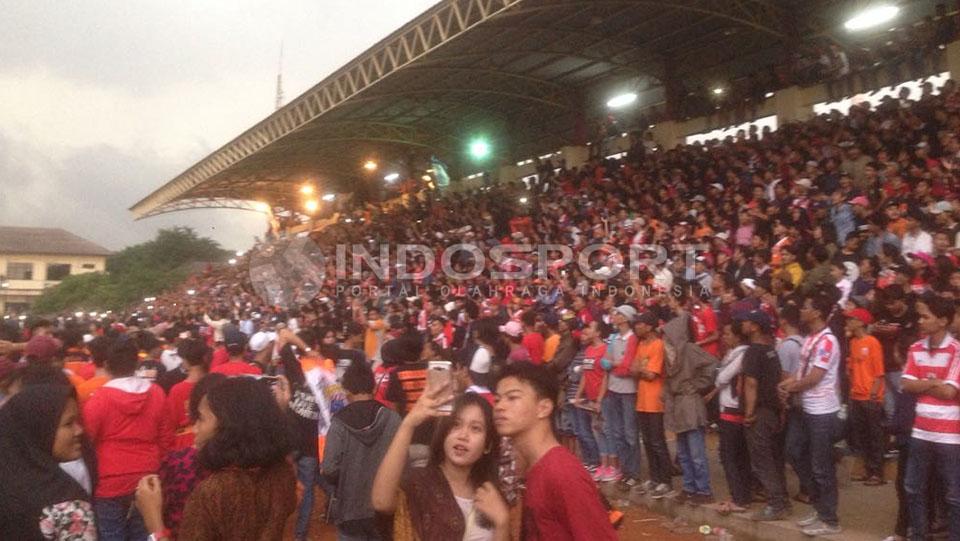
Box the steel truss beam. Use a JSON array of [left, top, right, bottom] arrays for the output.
[[131, 0, 523, 219]]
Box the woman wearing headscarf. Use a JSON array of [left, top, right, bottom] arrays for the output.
[[0, 384, 95, 540]]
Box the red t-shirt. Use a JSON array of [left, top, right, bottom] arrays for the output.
[[523, 332, 545, 365], [581, 344, 607, 401], [210, 346, 229, 368], [165, 380, 196, 450], [210, 361, 262, 376], [692, 304, 720, 357], [523, 446, 617, 541]]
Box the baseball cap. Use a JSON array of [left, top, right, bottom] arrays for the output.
[[499, 320, 523, 337], [614, 305, 638, 322], [223, 329, 247, 349], [907, 252, 935, 266], [635, 311, 659, 328], [740, 278, 758, 291], [735, 310, 773, 332], [24, 335, 62, 363], [844, 308, 874, 325]]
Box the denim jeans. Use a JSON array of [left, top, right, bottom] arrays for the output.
[[94, 494, 148, 541], [719, 419, 751, 506], [602, 392, 639, 478], [296, 454, 332, 539], [849, 399, 885, 478], [745, 408, 788, 511], [905, 438, 960, 541], [676, 427, 711, 496], [784, 408, 815, 499], [788, 412, 841, 526], [637, 412, 672, 485], [884, 371, 902, 424], [573, 406, 607, 467]]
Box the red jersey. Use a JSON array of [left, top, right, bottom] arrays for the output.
[[691, 304, 720, 357], [210, 361, 262, 376], [523, 332, 546, 365], [523, 446, 617, 541], [165, 380, 196, 450], [902, 335, 960, 444], [581, 344, 607, 401]]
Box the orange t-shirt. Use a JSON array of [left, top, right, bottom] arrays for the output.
[[543, 334, 560, 363], [76, 375, 110, 404], [635, 337, 665, 413], [848, 334, 885, 402]]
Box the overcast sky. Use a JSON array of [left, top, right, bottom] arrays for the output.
[[0, 0, 439, 252]]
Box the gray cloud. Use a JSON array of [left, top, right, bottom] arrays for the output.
[[1, 0, 439, 251]]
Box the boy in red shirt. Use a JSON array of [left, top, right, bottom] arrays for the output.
[[572, 321, 610, 480], [494, 362, 617, 541], [210, 330, 262, 376]]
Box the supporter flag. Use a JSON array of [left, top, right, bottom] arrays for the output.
[[431, 155, 450, 189]]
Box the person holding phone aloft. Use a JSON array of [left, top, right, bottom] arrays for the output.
[[372, 381, 511, 541]]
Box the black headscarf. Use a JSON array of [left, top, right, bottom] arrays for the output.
[[0, 384, 90, 541]]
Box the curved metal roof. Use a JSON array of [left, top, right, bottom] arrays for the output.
[[132, 0, 828, 219]]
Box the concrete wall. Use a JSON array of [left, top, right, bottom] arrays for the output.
[[0, 253, 107, 314]]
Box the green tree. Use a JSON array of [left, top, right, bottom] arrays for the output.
[[32, 227, 230, 314]]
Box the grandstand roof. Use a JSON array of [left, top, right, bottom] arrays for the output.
[[131, 0, 843, 219]]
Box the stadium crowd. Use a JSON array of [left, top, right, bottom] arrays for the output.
[[4, 61, 960, 541]]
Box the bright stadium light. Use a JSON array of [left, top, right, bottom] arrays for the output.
[[304, 199, 319, 213], [384, 173, 400, 182], [469, 139, 491, 160], [322, 193, 335, 202], [363, 160, 378, 171], [845, 5, 899, 31], [300, 185, 314, 195], [606, 92, 637, 108]]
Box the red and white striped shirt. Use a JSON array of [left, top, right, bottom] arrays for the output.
[[903, 334, 960, 445]]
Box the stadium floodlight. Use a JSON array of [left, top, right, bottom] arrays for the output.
[[363, 160, 378, 171], [845, 5, 899, 31], [322, 193, 335, 202], [469, 139, 491, 160], [300, 185, 314, 195], [384, 173, 400, 182], [606, 92, 637, 108], [304, 199, 319, 213]]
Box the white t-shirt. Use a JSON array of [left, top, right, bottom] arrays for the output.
[[454, 495, 494, 541], [470, 346, 492, 374], [160, 349, 183, 372], [798, 329, 841, 415]]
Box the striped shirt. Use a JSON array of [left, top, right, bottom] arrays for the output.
[[798, 328, 842, 415], [902, 334, 960, 445]]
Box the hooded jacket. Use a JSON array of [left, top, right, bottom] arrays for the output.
[[83, 376, 173, 498], [662, 312, 717, 434], [322, 400, 400, 525]]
